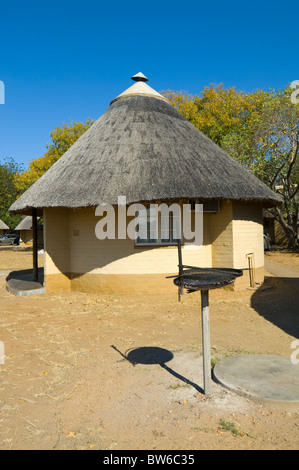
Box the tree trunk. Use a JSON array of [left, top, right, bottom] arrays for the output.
[[271, 208, 298, 248]]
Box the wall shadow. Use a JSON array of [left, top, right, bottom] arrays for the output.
[[251, 276, 299, 339], [111, 345, 203, 394], [45, 207, 214, 281]]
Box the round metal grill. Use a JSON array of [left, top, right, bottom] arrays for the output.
[[173, 267, 243, 291]]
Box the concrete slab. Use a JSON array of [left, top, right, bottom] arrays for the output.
[[6, 268, 45, 297], [213, 354, 299, 412]]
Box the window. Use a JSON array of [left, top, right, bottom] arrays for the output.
[[135, 206, 157, 244], [135, 203, 181, 246], [190, 200, 220, 213]]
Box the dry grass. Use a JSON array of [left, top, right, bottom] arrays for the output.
[[0, 251, 298, 450], [0, 248, 44, 271], [265, 250, 299, 269]]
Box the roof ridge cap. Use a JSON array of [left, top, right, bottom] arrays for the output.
[[110, 81, 169, 105]]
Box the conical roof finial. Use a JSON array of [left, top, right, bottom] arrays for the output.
[[110, 72, 168, 105], [131, 72, 148, 82]]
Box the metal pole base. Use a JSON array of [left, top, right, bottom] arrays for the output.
[[201, 289, 211, 396]]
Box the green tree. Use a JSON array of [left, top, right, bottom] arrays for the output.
[[223, 87, 299, 247], [0, 157, 23, 229], [164, 85, 299, 247], [163, 85, 266, 146]]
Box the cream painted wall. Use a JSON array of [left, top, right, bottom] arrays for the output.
[[210, 201, 234, 268], [43, 202, 264, 290], [44, 208, 70, 275], [68, 207, 212, 275], [232, 201, 264, 270], [209, 201, 263, 270]]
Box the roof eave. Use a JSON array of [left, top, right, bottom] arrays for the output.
[[9, 194, 283, 216]]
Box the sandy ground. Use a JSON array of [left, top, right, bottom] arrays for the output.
[[0, 248, 44, 271], [0, 250, 298, 450], [265, 249, 299, 269]]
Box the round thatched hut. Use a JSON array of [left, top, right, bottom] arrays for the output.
[[15, 216, 43, 245], [0, 218, 9, 236], [10, 73, 281, 293]]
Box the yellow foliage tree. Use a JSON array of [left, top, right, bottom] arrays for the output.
[[164, 84, 298, 247], [15, 119, 94, 195], [163, 84, 266, 146]]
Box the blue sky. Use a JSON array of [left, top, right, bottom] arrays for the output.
[[0, 0, 297, 168]]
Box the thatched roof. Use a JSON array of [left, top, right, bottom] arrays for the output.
[[0, 219, 9, 230], [10, 74, 282, 215], [15, 216, 42, 230]]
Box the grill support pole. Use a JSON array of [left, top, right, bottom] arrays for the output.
[[32, 208, 38, 282], [201, 289, 211, 396], [177, 239, 184, 299]]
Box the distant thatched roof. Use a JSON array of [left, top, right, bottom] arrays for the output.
[[10, 74, 282, 215], [0, 219, 9, 230], [15, 216, 42, 230], [263, 209, 275, 219]]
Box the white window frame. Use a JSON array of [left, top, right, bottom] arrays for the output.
[[134, 203, 182, 247]]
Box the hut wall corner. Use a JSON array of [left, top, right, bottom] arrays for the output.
[[44, 208, 71, 291], [232, 202, 264, 289], [210, 201, 234, 268]]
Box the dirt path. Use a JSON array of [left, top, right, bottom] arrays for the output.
[[265, 257, 299, 290], [0, 260, 298, 450], [265, 251, 299, 270]]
